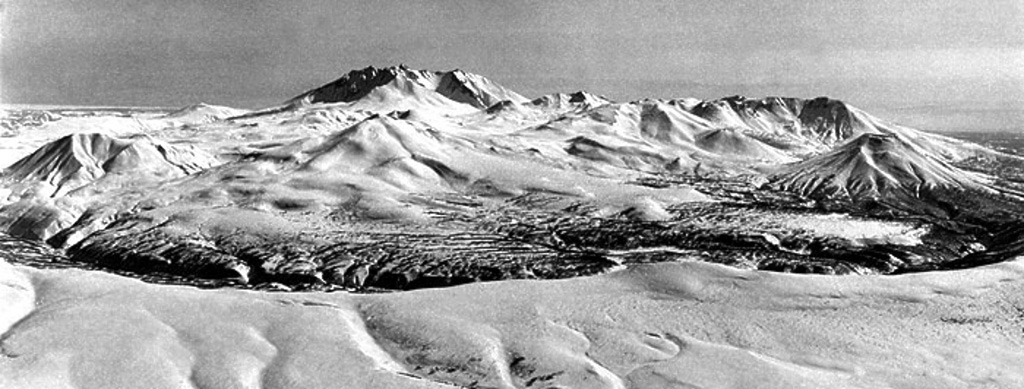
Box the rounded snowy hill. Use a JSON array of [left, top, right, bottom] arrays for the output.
[[162, 102, 249, 124]]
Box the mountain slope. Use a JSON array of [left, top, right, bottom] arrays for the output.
[[300, 115, 467, 191], [286, 67, 984, 168], [163, 103, 248, 124], [0, 133, 218, 241], [771, 133, 994, 201], [2, 133, 216, 198], [685, 95, 994, 161], [694, 96, 878, 145], [289, 65, 527, 111], [695, 128, 795, 163], [530, 91, 610, 110], [1, 65, 1020, 287], [4, 254, 1024, 389]]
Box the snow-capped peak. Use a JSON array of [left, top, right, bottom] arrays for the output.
[[771, 133, 994, 201], [289, 66, 527, 111]]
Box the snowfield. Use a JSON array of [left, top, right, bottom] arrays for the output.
[[2, 257, 1023, 389]]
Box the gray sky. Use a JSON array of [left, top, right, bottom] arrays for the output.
[[2, 0, 1022, 131]]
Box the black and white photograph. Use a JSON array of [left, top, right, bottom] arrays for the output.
[[1, 1, 1023, 388]]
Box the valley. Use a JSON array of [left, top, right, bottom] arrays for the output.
[[2, 66, 1023, 292]]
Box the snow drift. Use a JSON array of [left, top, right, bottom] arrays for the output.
[[2, 257, 1024, 389]]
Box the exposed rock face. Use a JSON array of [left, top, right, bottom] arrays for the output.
[[700, 95, 870, 146], [530, 91, 610, 110], [291, 66, 404, 105], [290, 65, 528, 109], [62, 211, 622, 291]]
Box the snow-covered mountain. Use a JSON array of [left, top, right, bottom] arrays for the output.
[[280, 67, 988, 167], [0, 65, 1017, 285], [0, 133, 217, 241], [530, 91, 610, 110], [163, 103, 248, 124], [289, 65, 528, 111], [299, 114, 467, 192], [771, 133, 995, 201], [4, 65, 1024, 389], [2, 133, 216, 199]]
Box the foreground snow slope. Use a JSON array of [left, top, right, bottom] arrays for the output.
[[2, 258, 1023, 389]]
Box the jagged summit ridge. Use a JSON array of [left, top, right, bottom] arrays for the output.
[[285, 66, 968, 162], [292, 66, 407, 104], [689, 95, 880, 147], [290, 65, 527, 110]]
